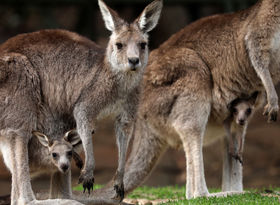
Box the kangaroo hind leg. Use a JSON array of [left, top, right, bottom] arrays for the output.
[[172, 95, 211, 199]]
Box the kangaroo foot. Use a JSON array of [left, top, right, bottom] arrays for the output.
[[113, 183, 124, 201]]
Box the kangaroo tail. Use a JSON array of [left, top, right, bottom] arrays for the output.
[[123, 119, 168, 193]]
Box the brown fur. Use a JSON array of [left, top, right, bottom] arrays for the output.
[[93, 0, 280, 202]]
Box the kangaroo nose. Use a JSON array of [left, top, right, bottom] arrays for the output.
[[61, 164, 69, 172], [128, 58, 139, 67], [238, 119, 245, 125]]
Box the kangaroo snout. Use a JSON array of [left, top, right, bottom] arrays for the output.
[[238, 119, 245, 125], [128, 57, 139, 69], [60, 164, 69, 173]]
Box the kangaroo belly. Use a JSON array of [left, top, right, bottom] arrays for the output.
[[97, 99, 124, 120]]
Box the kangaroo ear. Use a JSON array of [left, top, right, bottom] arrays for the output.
[[98, 0, 124, 31], [136, 0, 163, 33], [249, 91, 259, 104], [64, 130, 81, 147], [73, 151, 84, 170], [227, 98, 239, 112], [32, 131, 50, 147], [227, 102, 233, 111]]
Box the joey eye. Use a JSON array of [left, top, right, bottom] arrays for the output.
[[116, 43, 123, 50], [232, 108, 237, 114], [140, 42, 147, 50], [67, 151, 73, 158], [246, 108, 252, 115], [52, 153, 58, 159]]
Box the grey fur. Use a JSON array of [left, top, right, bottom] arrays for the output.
[[31, 130, 82, 199], [0, 0, 162, 204]]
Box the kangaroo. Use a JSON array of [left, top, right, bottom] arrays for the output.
[[0, 0, 162, 204], [30, 130, 82, 199], [224, 92, 259, 164], [92, 0, 280, 202]]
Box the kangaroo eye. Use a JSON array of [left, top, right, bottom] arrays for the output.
[[116, 43, 123, 50], [232, 108, 237, 114], [246, 108, 252, 115], [67, 151, 73, 158], [52, 153, 58, 159], [140, 42, 147, 49]]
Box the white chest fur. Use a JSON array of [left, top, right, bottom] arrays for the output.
[[97, 99, 124, 120]]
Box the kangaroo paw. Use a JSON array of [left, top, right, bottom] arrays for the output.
[[78, 173, 94, 194], [113, 183, 124, 202], [231, 154, 243, 165]]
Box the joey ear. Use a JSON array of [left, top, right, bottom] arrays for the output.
[[136, 0, 163, 33], [227, 98, 239, 112], [32, 131, 50, 147], [249, 91, 259, 104], [73, 151, 84, 170], [98, 0, 124, 31], [64, 130, 81, 147], [227, 102, 233, 111]]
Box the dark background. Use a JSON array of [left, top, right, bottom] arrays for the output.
[[1, 0, 280, 197]]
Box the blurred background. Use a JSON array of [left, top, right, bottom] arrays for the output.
[[1, 0, 280, 199]]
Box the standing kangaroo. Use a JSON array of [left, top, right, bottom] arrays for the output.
[[0, 0, 162, 204], [31, 130, 82, 199], [93, 0, 280, 201]]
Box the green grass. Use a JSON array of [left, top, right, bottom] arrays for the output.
[[161, 193, 280, 205], [127, 185, 187, 200], [73, 185, 280, 204]]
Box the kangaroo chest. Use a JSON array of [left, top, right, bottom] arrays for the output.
[[97, 99, 125, 120]]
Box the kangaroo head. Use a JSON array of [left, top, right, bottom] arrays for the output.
[[232, 101, 253, 125], [228, 91, 259, 126], [98, 0, 163, 73], [32, 130, 81, 173]]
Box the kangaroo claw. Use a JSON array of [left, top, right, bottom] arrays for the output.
[[113, 183, 124, 201], [79, 175, 94, 194]]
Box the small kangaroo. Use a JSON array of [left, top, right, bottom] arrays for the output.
[[30, 130, 83, 199], [224, 92, 258, 164], [0, 0, 162, 204], [93, 0, 280, 202]]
